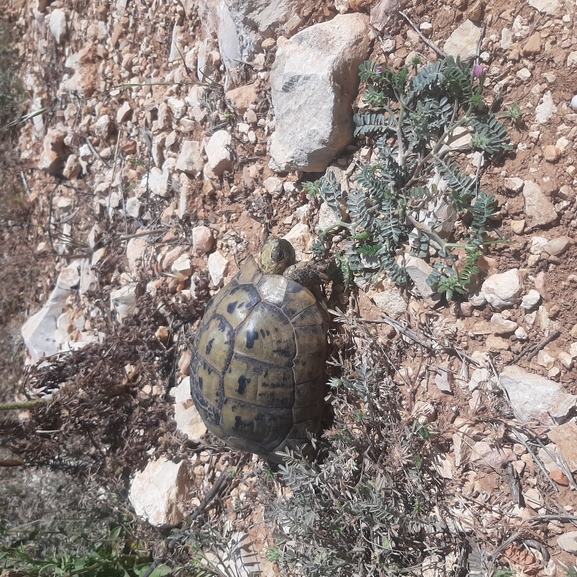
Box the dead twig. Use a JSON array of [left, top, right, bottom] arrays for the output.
[[399, 11, 446, 58], [513, 330, 561, 363]]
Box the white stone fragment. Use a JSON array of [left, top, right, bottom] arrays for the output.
[[171, 254, 192, 277], [207, 250, 229, 286], [500, 365, 577, 425], [269, 13, 371, 172], [110, 284, 138, 321], [205, 130, 233, 176], [192, 226, 214, 255], [521, 289, 541, 310], [535, 91, 557, 124], [480, 269, 522, 311], [129, 457, 193, 527], [176, 140, 204, 175], [558, 532, 577, 554], [49, 8, 67, 43], [443, 20, 482, 62], [528, 0, 562, 15], [171, 377, 207, 441]]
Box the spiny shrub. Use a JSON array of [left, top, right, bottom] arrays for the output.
[[311, 56, 514, 299]]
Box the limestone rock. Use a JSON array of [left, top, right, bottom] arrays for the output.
[[205, 130, 233, 177], [528, 0, 562, 16], [520, 289, 541, 310], [443, 20, 482, 62], [283, 222, 313, 260], [480, 269, 522, 311], [490, 313, 518, 335], [500, 365, 577, 426], [548, 421, 577, 471], [543, 236, 573, 256], [207, 251, 229, 286], [369, 284, 407, 318], [129, 457, 194, 527], [370, 0, 403, 33], [21, 263, 80, 362], [171, 254, 192, 277], [39, 125, 69, 175], [197, 0, 302, 71], [558, 532, 577, 554], [535, 91, 557, 124], [142, 165, 170, 197], [225, 84, 258, 114], [172, 377, 208, 441], [269, 13, 372, 172], [504, 177, 524, 193], [116, 101, 132, 123], [176, 140, 204, 176], [110, 284, 139, 321], [49, 8, 67, 43], [522, 181, 557, 228], [126, 237, 147, 272], [403, 256, 441, 305], [522, 32, 541, 55], [62, 154, 81, 179], [543, 144, 561, 162], [192, 226, 214, 255]]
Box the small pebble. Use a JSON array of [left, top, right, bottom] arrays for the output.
[[510, 220, 525, 234], [543, 145, 561, 162], [521, 289, 541, 310], [543, 236, 573, 256], [192, 226, 214, 256], [558, 351, 573, 369], [571, 95, 577, 111], [550, 470, 569, 486]]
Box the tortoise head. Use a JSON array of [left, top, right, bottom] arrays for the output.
[[259, 238, 296, 275]]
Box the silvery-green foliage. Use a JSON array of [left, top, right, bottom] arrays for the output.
[[314, 56, 513, 298]]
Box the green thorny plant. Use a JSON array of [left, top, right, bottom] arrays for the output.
[[309, 56, 515, 300]]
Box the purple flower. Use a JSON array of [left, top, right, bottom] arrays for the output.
[[473, 65, 484, 78], [375, 66, 383, 75]]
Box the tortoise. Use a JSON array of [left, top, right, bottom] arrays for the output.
[[189, 238, 329, 461]]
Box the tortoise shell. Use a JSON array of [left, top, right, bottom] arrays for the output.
[[190, 253, 329, 459]]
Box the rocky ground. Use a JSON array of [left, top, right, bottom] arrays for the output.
[[3, 0, 577, 574]]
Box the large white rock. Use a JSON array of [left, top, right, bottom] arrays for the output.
[[558, 532, 577, 554], [443, 20, 483, 62], [528, 0, 562, 16], [176, 140, 204, 176], [269, 13, 372, 172], [49, 8, 67, 43], [522, 180, 557, 228], [500, 365, 577, 426], [196, 0, 302, 71], [172, 377, 207, 441], [480, 268, 522, 311], [205, 130, 233, 176], [129, 457, 194, 527], [21, 263, 80, 362]]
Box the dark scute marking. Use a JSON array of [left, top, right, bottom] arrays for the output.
[[204, 337, 214, 356], [245, 329, 258, 349], [281, 74, 314, 93], [274, 347, 293, 359], [227, 301, 238, 314], [197, 376, 203, 390], [237, 374, 249, 395], [233, 414, 250, 432]]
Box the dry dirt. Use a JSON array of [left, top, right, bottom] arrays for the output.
[[3, 0, 577, 574]]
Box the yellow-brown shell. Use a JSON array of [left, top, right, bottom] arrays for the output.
[[190, 255, 328, 459]]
